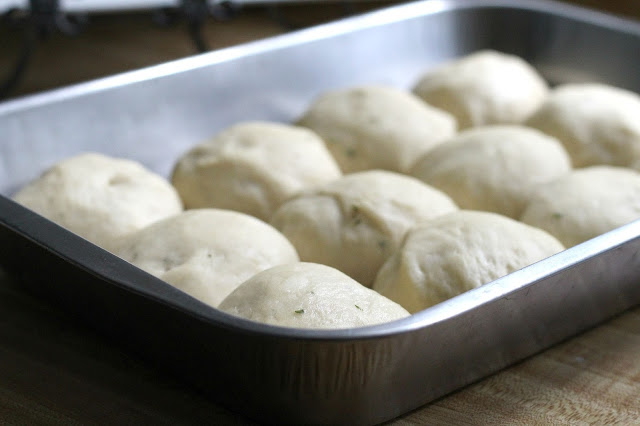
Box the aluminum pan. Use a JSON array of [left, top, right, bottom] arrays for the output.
[[1, 0, 640, 424]]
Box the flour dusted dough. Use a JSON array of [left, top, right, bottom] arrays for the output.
[[525, 84, 640, 168], [115, 209, 299, 307], [297, 86, 456, 173], [520, 166, 640, 247], [271, 170, 457, 287], [413, 50, 548, 129], [12, 152, 183, 251], [373, 211, 564, 313], [218, 262, 409, 329], [410, 125, 571, 218], [171, 121, 341, 221]]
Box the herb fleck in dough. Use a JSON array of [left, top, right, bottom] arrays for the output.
[[219, 262, 409, 329], [520, 166, 640, 247], [410, 125, 571, 218], [271, 170, 457, 287], [298, 86, 456, 173], [373, 210, 564, 313], [115, 209, 299, 307], [13, 152, 183, 251], [526, 83, 640, 168], [413, 50, 548, 129], [171, 121, 341, 221]]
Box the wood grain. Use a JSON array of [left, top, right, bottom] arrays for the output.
[[1, 265, 639, 425], [398, 310, 640, 425], [0, 269, 249, 425]]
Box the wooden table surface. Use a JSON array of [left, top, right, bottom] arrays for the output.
[[1, 1, 640, 424]]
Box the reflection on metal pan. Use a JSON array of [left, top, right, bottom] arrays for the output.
[[1, 1, 640, 423]]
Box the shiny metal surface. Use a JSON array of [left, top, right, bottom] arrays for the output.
[[1, 1, 640, 424]]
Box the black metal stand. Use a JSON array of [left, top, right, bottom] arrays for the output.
[[0, 0, 87, 100], [0, 1, 351, 100], [153, 0, 239, 53], [267, 1, 355, 30]]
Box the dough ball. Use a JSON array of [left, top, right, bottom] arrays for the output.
[[373, 210, 564, 313], [410, 125, 572, 218], [218, 262, 410, 329], [115, 209, 299, 307], [12, 152, 183, 251], [297, 86, 456, 173], [525, 83, 640, 168], [271, 170, 458, 287], [520, 166, 640, 247], [413, 50, 548, 129], [171, 121, 341, 221]]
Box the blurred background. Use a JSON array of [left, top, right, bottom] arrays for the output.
[[0, 0, 639, 100]]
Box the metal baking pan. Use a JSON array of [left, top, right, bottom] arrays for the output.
[[1, 0, 640, 424]]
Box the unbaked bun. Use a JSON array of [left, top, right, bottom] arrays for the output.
[[171, 121, 341, 221], [271, 170, 457, 287], [373, 210, 564, 313], [520, 166, 640, 247], [13, 152, 183, 251], [219, 262, 410, 329], [297, 86, 456, 173], [413, 50, 548, 129], [115, 209, 299, 307], [410, 125, 571, 218], [525, 83, 640, 168]]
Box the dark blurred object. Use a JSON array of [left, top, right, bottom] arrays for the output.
[[153, 0, 240, 52], [0, 0, 237, 99], [0, 0, 637, 100], [0, 0, 88, 99], [0, 1, 393, 100]]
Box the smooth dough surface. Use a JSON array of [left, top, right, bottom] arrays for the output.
[[413, 50, 548, 129], [520, 166, 640, 247], [297, 86, 456, 173], [171, 121, 341, 221], [218, 262, 410, 329], [13, 152, 183, 251], [525, 83, 640, 168], [373, 210, 565, 313], [271, 170, 458, 287], [410, 125, 572, 218], [115, 209, 299, 307]]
